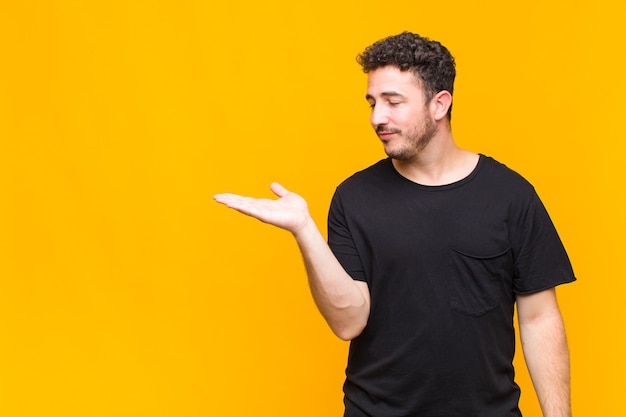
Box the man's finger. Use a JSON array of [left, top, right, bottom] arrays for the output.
[[270, 182, 289, 198]]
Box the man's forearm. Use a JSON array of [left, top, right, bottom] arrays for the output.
[[520, 311, 571, 417], [293, 217, 370, 341]]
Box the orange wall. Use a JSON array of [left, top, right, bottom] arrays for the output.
[[1, 1, 624, 416]]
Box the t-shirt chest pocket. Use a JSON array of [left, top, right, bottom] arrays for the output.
[[447, 246, 513, 317]]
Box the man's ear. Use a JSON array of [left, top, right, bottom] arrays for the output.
[[431, 90, 452, 121]]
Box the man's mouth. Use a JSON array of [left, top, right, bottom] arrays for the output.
[[377, 129, 399, 140]]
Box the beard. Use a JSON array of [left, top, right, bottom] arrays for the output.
[[380, 115, 438, 161]]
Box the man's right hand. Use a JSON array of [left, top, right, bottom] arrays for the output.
[[214, 182, 312, 235]]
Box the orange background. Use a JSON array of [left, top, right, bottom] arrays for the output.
[[1, 1, 624, 416]]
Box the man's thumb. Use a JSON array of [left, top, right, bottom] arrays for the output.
[[270, 182, 289, 198]]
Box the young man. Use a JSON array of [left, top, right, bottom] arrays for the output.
[[214, 32, 575, 417]]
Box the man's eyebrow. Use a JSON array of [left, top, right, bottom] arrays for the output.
[[365, 91, 407, 100]]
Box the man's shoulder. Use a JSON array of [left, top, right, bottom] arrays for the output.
[[478, 154, 535, 192], [337, 158, 393, 188]]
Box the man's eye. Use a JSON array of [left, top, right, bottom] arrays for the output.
[[389, 102, 400, 106], [368, 102, 376, 109]]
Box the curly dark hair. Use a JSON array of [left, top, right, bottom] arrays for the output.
[[357, 32, 456, 120]]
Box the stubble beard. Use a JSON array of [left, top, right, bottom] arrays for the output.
[[383, 116, 438, 161]]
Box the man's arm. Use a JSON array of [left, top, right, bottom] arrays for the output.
[[517, 288, 571, 417], [214, 182, 370, 340]]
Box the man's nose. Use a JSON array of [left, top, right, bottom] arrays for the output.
[[371, 105, 389, 126]]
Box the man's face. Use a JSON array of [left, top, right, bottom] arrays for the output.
[[366, 66, 437, 161]]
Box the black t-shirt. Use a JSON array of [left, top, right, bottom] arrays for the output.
[[328, 155, 575, 417]]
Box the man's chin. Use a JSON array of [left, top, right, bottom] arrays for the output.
[[383, 145, 410, 161]]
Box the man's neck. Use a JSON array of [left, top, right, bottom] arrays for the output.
[[391, 141, 479, 186]]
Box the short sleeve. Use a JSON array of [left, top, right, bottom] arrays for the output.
[[511, 191, 576, 294], [327, 190, 367, 282]]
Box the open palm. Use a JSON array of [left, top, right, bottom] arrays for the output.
[[214, 182, 311, 233]]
